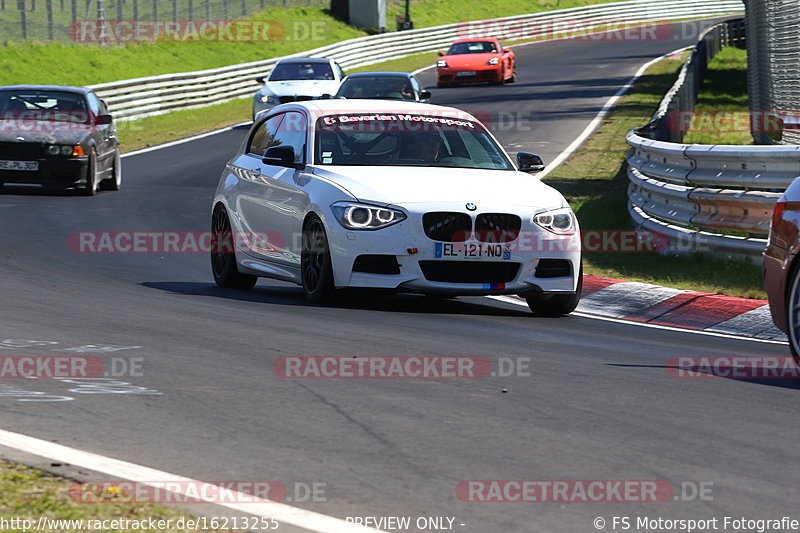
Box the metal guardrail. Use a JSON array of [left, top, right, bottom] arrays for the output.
[[626, 16, 800, 262], [88, 0, 745, 120]]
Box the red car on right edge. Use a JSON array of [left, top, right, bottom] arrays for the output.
[[764, 177, 800, 360], [436, 38, 516, 87]]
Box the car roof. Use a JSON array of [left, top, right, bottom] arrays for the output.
[[289, 99, 477, 120], [451, 38, 499, 44], [344, 72, 412, 78], [275, 57, 333, 64], [0, 84, 91, 95]]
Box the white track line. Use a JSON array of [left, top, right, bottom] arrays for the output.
[[0, 429, 381, 533], [121, 122, 250, 158], [536, 45, 691, 178], [0, 429, 385, 533], [487, 295, 788, 345]]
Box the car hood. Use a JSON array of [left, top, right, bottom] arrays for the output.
[[262, 80, 340, 97], [443, 53, 498, 69], [0, 121, 92, 144], [313, 166, 566, 209]]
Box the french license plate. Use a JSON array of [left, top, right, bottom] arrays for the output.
[[0, 160, 38, 171], [434, 242, 511, 260], [456, 71, 476, 77]]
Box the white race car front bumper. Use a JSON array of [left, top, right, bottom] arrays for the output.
[[325, 203, 581, 296]]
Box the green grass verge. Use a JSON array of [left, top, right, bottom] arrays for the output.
[[545, 51, 765, 299], [0, 6, 365, 85], [118, 98, 250, 152], [683, 46, 750, 145], [0, 459, 236, 532], [1, 0, 636, 86], [387, 0, 626, 31]]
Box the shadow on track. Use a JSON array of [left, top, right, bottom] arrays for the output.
[[141, 281, 534, 317]]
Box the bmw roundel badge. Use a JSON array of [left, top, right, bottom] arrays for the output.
[[466, 203, 477, 211]]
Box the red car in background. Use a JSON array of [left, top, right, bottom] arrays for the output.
[[436, 38, 516, 87], [764, 177, 800, 360]]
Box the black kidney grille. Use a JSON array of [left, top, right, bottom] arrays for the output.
[[419, 261, 520, 284], [423, 212, 472, 242], [278, 95, 313, 104], [0, 142, 42, 159], [475, 213, 521, 243]]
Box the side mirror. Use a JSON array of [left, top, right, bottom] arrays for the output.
[[419, 90, 432, 101], [517, 152, 545, 173], [255, 76, 265, 84], [504, 47, 511, 53], [437, 50, 445, 57], [320, 93, 332, 100], [263, 145, 303, 169], [95, 114, 113, 125]]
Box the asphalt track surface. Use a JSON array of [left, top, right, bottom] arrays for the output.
[[1, 19, 798, 533]]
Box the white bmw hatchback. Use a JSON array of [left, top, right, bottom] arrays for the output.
[[211, 100, 582, 315]]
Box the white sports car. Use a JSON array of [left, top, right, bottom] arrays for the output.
[[211, 100, 582, 316], [252, 57, 344, 120]]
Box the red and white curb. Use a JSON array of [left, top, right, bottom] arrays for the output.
[[576, 275, 785, 341]]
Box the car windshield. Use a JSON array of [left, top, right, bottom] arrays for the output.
[[269, 62, 335, 81], [447, 41, 497, 55], [336, 77, 415, 100], [314, 113, 514, 170], [0, 89, 89, 123]]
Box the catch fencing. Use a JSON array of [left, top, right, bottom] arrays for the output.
[[744, 0, 800, 145]]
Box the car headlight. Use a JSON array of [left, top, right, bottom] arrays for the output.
[[331, 202, 406, 230], [259, 94, 274, 103], [436, 59, 448, 68], [47, 145, 77, 156], [487, 57, 499, 65], [533, 208, 577, 235]]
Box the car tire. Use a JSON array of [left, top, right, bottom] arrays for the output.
[[524, 265, 583, 317], [210, 205, 258, 289], [81, 149, 98, 196], [786, 263, 800, 364], [99, 151, 122, 191], [301, 215, 335, 303], [508, 69, 516, 83]]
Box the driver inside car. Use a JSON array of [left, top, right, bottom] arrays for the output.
[[396, 133, 445, 164]]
